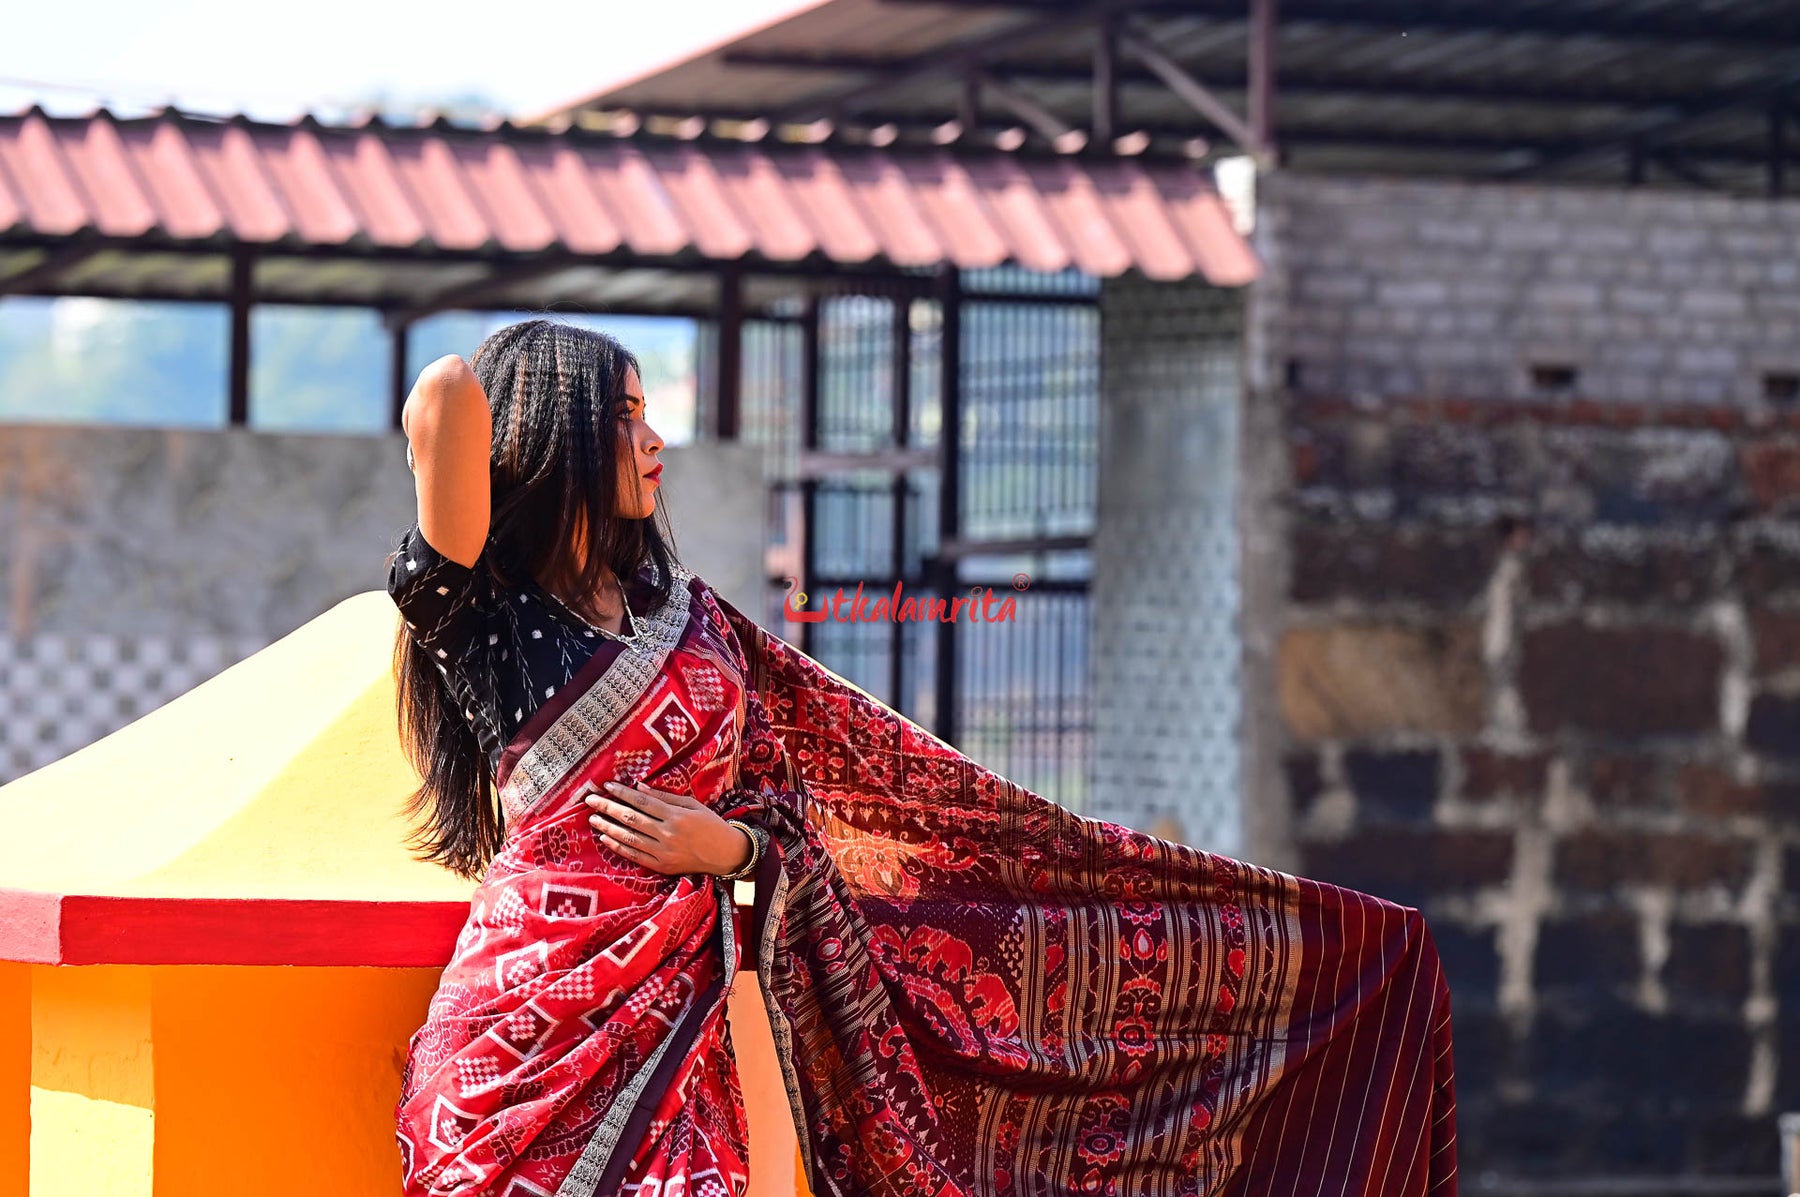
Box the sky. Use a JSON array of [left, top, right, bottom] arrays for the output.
[[1, 0, 810, 120]]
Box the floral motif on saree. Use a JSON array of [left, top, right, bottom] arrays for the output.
[[395, 566, 1459, 1197]]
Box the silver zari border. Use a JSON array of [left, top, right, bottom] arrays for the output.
[[499, 562, 695, 825]]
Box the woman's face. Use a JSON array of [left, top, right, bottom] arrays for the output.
[[614, 366, 664, 521]]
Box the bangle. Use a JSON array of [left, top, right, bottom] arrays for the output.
[[718, 821, 760, 880], [718, 819, 764, 880]]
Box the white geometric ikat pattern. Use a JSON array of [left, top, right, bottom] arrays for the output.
[[642, 691, 699, 757], [540, 883, 600, 920]]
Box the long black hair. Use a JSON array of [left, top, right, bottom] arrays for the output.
[[388, 318, 680, 880]]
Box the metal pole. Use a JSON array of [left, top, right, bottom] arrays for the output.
[[799, 295, 822, 659], [716, 263, 743, 441], [1770, 95, 1787, 198], [1093, 14, 1119, 146], [227, 251, 253, 426], [890, 295, 912, 709], [1249, 0, 1278, 162], [933, 267, 962, 744], [389, 320, 411, 430]]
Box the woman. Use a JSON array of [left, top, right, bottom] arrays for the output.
[[388, 318, 1459, 1197]]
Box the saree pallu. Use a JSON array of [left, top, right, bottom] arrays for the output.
[[395, 563, 1459, 1197]]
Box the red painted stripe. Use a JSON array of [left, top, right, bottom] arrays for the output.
[[0, 886, 754, 969]]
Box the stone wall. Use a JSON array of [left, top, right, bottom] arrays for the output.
[[1272, 394, 1799, 1179]]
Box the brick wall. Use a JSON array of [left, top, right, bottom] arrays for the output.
[[1263, 173, 1800, 406], [1272, 394, 1800, 1179]]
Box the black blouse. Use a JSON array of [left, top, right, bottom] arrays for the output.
[[384, 521, 654, 777]]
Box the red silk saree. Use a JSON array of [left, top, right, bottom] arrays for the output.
[[395, 563, 1459, 1197]]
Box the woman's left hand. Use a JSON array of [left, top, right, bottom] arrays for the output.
[[584, 779, 752, 877]]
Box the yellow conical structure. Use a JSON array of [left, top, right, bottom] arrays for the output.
[[0, 591, 470, 908]]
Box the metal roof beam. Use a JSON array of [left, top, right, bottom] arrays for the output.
[[871, 0, 1800, 48], [1116, 25, 1260, 157], [1648, 151, 1728, 191], [1092, 14, 1119, 144], [1282, 128, 1787, 166], [383, 260, 582, 330], [777, 109, 1794, 165], [1772, 95, 1789, 197], [0, 241, 952, 290], [0, 243, 106, 297], [1249, 0, 1277, 157], [1497, 53, 1800, 178], [0, 282, 770, 323], [972, 70, 1087, 150], [719, 50, 1753, 115]]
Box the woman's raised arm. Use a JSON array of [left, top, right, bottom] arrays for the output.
[[402, 354, 492, 567]]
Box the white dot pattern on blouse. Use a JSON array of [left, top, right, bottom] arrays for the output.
[[384, 521, 647, 777]]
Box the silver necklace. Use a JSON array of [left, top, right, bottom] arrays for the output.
[[550, 574, 646, 651]]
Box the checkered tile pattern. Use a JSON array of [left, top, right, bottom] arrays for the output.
[[0, 631, 270, 783]]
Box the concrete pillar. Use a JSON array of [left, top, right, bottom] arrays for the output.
[[1090, 276, 1246, 856]]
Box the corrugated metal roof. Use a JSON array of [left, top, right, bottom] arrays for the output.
[[0, 109, 1257, 288], [539, 0, 1800, 195]]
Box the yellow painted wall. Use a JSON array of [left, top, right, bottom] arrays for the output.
[[0, 595, 475, 904], [0, 593, 811, 1195], [726, 982, 809, 1197], [30, 966, 154, 1197]]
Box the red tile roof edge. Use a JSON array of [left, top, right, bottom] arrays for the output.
[[0, 107, 1259, 284]]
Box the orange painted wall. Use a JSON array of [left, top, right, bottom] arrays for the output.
[[0, 963, 26, 1197], [149, 965, 440, 1192], [12, 961, 807, 1196]]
